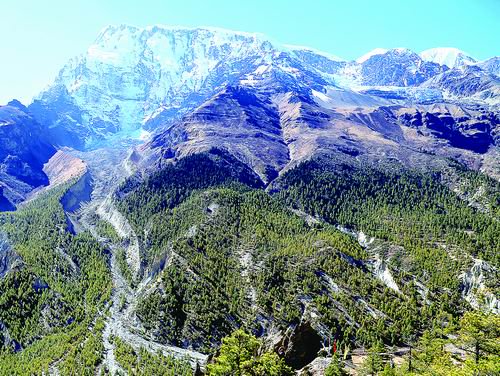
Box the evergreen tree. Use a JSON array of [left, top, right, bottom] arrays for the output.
[[325, 353, 348, 376], [207, 330, 292, 376]]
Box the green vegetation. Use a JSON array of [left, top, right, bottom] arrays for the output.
[[325, 353, 348, 376], [132, 186, 427, 350], [0, 322, 104, 375], [1, 151, 498, 375], [0, 184, 112, 374], [95, 219, 121, 243], [389, 311, 500, 375], [113, 336, 192, 375], [117, 248, 134, 286], [443, 161, 500, 218], [116, 150, 263, 235], [57, 319, 106, 375], [116, 152, 489, 355], [359, 342, 385, 375], [207, 330, 293, 376], [276, 158, 500, 283], [207, 316, 499, 376]]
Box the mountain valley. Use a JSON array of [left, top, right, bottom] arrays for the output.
[[0, 24, 499, 375]]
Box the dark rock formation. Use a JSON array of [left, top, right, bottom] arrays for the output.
[[278, 322, 323, 370], [0, 103, 56, 209], [60, 171, 93, 213]]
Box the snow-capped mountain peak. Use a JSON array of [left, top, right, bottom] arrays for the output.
[[420, 47, 476, 69], [29, 25, 499, 150], [283, 44, 345, 62], [33, 24, 283, 147], [356, 48, 389, 63]]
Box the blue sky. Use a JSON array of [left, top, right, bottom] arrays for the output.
[[1, 0, 498, 104]]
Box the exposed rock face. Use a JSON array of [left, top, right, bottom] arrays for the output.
[[43, 150, 87, 187], [396, 104, 499, 153], [0, 102, 56, 209], [0, 104, 55, 186], [30, 24, 500, 155], [96, 196, 141, 277], [0, 321, 21, 353], [28, 85, 88, 149], [0, 187, 15, 212], [278, 322, 323, 370], [60, 171, 93, 213], [289, 48, 346, 75], [0, 232, 21, 280], [297, 356, 332, 376], [359, 48, 447, 86], [143, 85, 290, 182], [477, 56, 500, 77], [459, 259, 499, 314], [422, 65, 500, 103], [139, 62, 499, 181]]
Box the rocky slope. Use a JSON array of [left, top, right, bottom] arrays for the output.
[[0, 101, 90, 211], [137, 65, 499, 183], [29, 25, 499, 153]]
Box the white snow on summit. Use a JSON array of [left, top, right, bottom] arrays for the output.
[[420, 47, 476, 69], [284, 44, 345, 62], [36, 23, 498, 148], [356, 48, 388, 63], [52, 24, 277, 137]]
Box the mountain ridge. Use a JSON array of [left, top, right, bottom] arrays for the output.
[[0, 23, 499, 375], [26, 24, 499, 150]]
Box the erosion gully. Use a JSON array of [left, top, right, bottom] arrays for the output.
[[65, 141, 207, 374]]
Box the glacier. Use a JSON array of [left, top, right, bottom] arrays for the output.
[[30, 24, 500, 149]]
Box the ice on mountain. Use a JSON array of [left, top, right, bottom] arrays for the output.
[[356, 48, 388, 63], [420, 47, 476, 69], [34, 24, 498, 148], [312, 90, 330, 102]]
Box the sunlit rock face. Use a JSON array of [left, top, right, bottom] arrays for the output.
[[26, 25, 498, 182], [30, 25, 283, 148]]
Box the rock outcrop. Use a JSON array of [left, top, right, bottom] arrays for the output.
[[0, 102, 56, 209]]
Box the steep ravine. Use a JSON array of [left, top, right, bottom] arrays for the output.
[[52, 145, 207, 374]]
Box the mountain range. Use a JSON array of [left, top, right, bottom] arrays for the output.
[[0, 25, 499, 375], [28, 25, 500, 147], [0, 25, 497, 203]]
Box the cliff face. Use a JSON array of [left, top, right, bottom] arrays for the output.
[[0, 102, 56, 208], [0, 102, 55, 185], [31, 25, 499, 152]]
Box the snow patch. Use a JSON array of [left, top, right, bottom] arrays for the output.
[[312, 90, 330, 102]]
